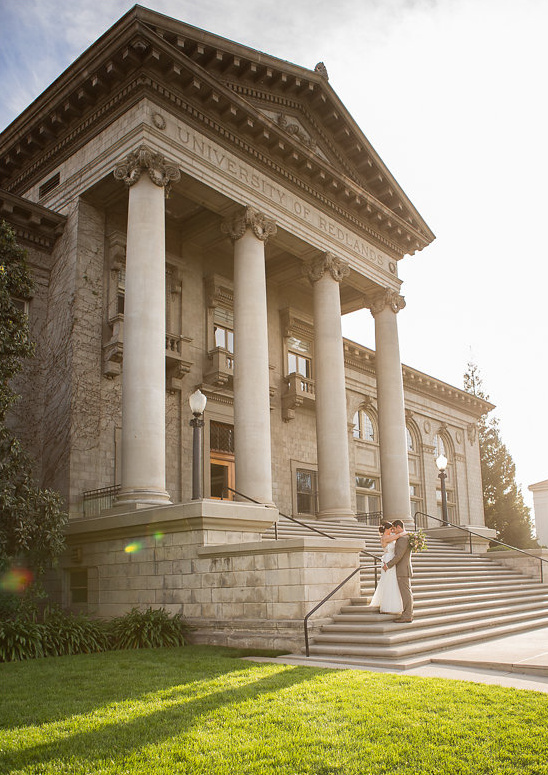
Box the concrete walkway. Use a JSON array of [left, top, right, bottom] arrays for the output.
[[247, 625, 548, 694]]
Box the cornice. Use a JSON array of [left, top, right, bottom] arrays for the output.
[[0, 188, 65, 253], [0, 11, 433, 259], [135, 5, 433, 237], [342, 337, 494, 417]]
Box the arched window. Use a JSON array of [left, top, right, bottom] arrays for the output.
[[406, 427, 414, 452], [434, 432, 458, 524], [434, 434, 447, 459], [407, 424, 423, 514], [352, 409, 375, 441]]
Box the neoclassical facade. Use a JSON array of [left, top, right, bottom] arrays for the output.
[[0, 7, 492, 642]]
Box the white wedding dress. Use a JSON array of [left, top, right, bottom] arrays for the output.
[[369, 541, 403, 614]]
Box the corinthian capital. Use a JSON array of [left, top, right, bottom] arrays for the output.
[[368, 288, 406, 316], [221, 206, 277, 243], [113, 145, 181, 191], [304, 252, 350, 285]]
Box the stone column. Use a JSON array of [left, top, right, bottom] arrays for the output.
[[306, 253, 355, 521], [370, 288, 411, 524], [113, 146, 180, 507], [221, 207, 276, 504]]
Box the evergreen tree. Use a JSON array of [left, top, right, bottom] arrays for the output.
[[464, 362, 536, 548], [0, 221, 67, 586]]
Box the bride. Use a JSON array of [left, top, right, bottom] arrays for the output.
[[369, 521, 404, 615]]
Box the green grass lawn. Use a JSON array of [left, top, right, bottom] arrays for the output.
[[0, 646, 547, 774]]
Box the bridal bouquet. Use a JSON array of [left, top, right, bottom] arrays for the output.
[[408, 530, 427, 552]]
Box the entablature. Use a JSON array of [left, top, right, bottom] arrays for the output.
[[342, 337, 494, 418], [0, 188, 66, 253]]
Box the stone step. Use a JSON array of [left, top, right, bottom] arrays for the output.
[[367, 574, 531, 587], [362, 574, 538, 593], [307, 526, 548, 660], [360, 569, 525, 580], [360, 584, 537, 601], [308, 615, 548, 659], [324, 600, 548, 636], [341, 590, 548, 618]]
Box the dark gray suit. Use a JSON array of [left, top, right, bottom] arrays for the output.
[[386, 534, 413, 621]]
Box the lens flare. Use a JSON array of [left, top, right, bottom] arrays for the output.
[[124, 541, 143, 554], [0, 567, 33, 593], [153, 531, 164, 542]]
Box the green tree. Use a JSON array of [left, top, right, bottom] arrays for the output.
[[464, 362, 536, 548], [0, 221, 67, 589]]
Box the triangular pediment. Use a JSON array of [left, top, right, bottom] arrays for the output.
[[253, 107, 331, 164], [0, 4, 434, 258]]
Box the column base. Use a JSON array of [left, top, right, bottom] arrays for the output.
[[316, 509, 358, 523], [114, 488, 172, 510]]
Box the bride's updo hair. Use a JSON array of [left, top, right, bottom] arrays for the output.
[[378, 521, 393, 535]]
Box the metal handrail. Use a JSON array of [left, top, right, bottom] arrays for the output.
[[414, 511, 546, 583], [218, 484, 382, 655], [220, 485, 337, 540], [304, 550, 383, 657], [355, 511, 384, 525]]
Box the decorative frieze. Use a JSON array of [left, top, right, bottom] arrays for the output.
[[304, 252, 349, 284], [113, 144, 180, 192], [221, 206, 277, 243]]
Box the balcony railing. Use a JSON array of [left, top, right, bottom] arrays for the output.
[[204, 347, 234, 388], [82, 485, 121, 517], [282, 372, 315, 421]]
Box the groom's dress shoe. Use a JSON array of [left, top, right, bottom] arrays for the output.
[[393, 617, 413, 623]]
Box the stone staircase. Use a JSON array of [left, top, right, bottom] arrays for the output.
[[263, 516, 548, 666]]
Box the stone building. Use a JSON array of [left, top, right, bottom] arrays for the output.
[[529, 480, 548, 548], [0, 6, 492, 647]]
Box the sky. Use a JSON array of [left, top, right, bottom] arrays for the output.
[[0, 0, 546, 518]]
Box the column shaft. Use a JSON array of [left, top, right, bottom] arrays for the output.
[[118, 175, 170, 504], [372, 291, 411, 524], [113, 146, 180, 507], [308, 254, 354, 521], [224, 208, 275, 504]]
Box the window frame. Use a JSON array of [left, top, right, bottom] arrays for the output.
[[355, 474, 381, 515], [352, 408, 376, 442], [295, 467, 319, 517]]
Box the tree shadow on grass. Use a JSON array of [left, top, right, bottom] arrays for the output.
[[1, 662, 322, 773], [0, 646, 272, 728]]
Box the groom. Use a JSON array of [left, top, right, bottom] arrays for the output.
[[383, 519, 413, 622]]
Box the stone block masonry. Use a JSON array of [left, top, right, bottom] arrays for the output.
[[61, 500, 363, 651]]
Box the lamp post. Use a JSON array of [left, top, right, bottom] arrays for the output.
[[189, 389, 207, 500], [436, 454, 449, 526]]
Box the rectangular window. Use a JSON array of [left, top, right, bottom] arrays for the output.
[[70, 569, 88, 604], [410, 484, 422, 516], [287, 336, 311, 378], [210, 421, 235, 454], [11, 298, 29, 314], [356, 475, 381, 515], [296, 469, 318, 515], [213, 308, 234, 353], [436, 489, 457, 523]]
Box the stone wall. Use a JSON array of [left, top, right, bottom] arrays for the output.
[[482, 549, 548, 584], [60, 500, 364, 651]]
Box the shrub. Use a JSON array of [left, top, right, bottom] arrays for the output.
[[0, 617, 44, 662], [41, 607, 110, 657], [0, 605, 187, 661], [0, 590, 20, 620], [109, 607, 187, 650]]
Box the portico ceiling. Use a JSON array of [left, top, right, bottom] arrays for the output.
[[0, 5, 434, 262], [86, 166, 380, 310]]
